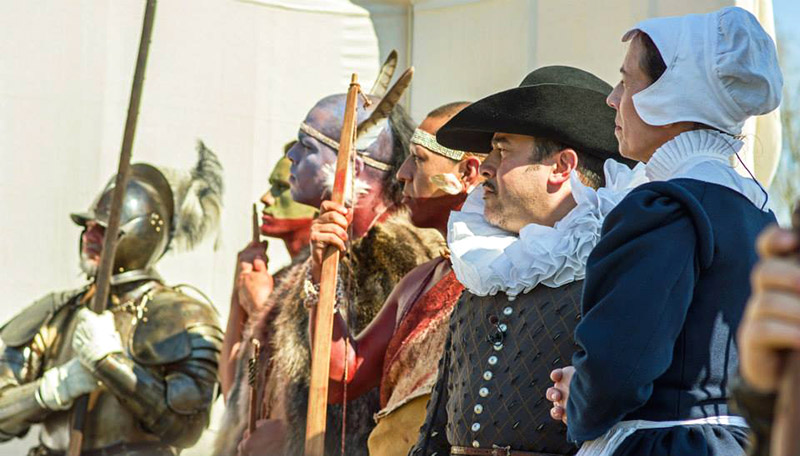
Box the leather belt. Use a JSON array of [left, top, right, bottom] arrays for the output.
[[451, 445, 564, 456]]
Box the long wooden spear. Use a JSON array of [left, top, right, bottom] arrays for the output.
[[304, 74, 361, 456], [67, 1, 157, 454], [771, 204, 800, 456]]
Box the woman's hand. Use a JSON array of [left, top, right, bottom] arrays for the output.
[[309, 201, 351, 282], [738, 225, 800, 392], [547, 366, 575, 424]]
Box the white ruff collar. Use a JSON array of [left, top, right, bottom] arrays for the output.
[[447, 160, 648, 300], [645, 129, 768, 210]]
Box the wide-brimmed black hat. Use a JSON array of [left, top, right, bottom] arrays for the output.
[[437, 65, 631, 164]]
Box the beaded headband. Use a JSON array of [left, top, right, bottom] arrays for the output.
[[411, 129, 466, 161]]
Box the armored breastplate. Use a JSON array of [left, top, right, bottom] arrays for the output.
[[445, 281, 583, 454], [39, 281, 164, 451]]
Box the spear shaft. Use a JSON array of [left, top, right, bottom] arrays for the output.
[[67, 1, 157, 454]]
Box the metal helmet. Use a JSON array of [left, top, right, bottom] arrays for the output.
[[72, 164, 174, 274], [72, 141, 223, 275]]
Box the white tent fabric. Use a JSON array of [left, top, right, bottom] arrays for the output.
[[0, 0, 379, 453], [0, 0, 780, 453], [735, 0, 783, 186]]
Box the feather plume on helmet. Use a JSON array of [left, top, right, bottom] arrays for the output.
[[159, 140, 224, 252]]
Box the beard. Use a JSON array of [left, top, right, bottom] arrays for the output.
[[79, 251, 98, 278]]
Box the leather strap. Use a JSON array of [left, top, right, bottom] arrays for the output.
[[451, 445, 563, 456]]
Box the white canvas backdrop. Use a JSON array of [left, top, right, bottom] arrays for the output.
[[0, 0, 380, 453], [0, 0, 780, 453]]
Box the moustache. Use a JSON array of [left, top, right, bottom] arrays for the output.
[[483, 181, 497, 193]]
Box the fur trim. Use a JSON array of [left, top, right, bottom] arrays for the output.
[[160, 140, 224, 251], [215, 216, 443, 456]]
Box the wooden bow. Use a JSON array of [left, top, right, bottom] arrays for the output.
[[303, 74, 362, 456]]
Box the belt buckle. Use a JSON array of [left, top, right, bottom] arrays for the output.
[[491, 444, 511, 456]]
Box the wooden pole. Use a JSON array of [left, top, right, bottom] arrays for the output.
[[770, 205, 800, 456], [67, 1, 157, 454], [303, 74, 361, 456], [248, 338, 262, 434]]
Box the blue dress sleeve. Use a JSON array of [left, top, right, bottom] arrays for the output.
[[566, 181, 714, 444]]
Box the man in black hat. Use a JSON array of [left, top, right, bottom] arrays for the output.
[[408, 66, 636, 456]]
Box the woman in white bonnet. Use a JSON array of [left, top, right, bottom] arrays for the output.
[[546, 6, 782, 456]]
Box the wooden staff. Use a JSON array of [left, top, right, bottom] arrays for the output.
[[248, 338, 262, 434], [303, 74, 361, 456], [67, 1, 157, 454], [771, 204, 800, 456]]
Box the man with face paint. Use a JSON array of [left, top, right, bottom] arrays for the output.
[[220, 142, 318, 398], [215, 71, 442, 456], [408, 66, 638, 456], [305, 102, 485, 456]]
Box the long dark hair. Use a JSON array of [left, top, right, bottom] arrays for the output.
[[381, 103, 415, 206]]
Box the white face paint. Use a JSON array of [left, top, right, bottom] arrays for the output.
[[430, 173, 464, 195], [321, 162, 371, 206]]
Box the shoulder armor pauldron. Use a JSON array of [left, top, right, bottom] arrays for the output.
[[0, 288, 85, 347], [130, 287, 221, 366]]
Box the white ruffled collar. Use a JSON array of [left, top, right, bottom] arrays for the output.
[[447, 160, 648, 300], [646, 129, 742, 181], [645, 129, 768, 210]]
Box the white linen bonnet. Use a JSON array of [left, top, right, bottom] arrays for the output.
[[622, 6, 782, 135]]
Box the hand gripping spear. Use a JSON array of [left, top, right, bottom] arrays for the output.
[[67, 1, 157, 455], [304, 74, 364, 456], [771, 204, 800, 456]]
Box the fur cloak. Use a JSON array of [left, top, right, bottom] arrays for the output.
[[215, 215, 442, 456]]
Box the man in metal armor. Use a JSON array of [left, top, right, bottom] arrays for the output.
[[0, 142, 224, 456]]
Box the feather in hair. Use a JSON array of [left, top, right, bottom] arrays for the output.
[[369, 50, 398, 98], [356, 67, 414, 144]]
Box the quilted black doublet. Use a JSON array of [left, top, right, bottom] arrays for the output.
[[444, 281, 584, 454]]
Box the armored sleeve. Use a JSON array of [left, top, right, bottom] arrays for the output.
[[92, 322, 222, 448], [408, 329, 452, 456], [0, 342, 48, 440], [0, 291, 76, 440], [91, 289, 223, 449]]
